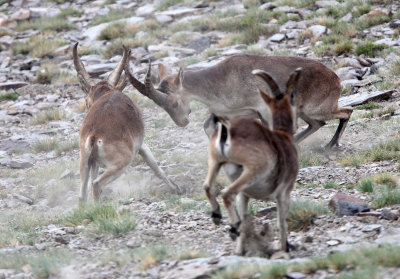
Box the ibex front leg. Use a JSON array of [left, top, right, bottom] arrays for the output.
[[203, 158, 223, 225], [221, 168, 254, 240]]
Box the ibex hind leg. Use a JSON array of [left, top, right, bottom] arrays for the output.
[[294, 114, 326, 143], [139, 143, 182, 193], [203, 159, 223, 225], [92, 163, 127, 202], [326, 107, 353, 149], [79, 155, 90, 206]]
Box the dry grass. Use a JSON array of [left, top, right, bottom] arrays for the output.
[[30, 108, 67, 125], [12, 35, 66, 58]]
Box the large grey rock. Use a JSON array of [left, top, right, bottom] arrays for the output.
[[374, 38, 399, 47], [85, 63, 118, 77], [10, 159, 34, 169], [389, 19, 400, 29], [339, 90, 394, 107], [329, 193, 370, 216], [155, 14, 173, 23], [269, 33, 286, 43], [187, 36, 211, 53], [308, 25, 327, 37], [136, 4, 155, 17], [340, 12, 353, 22], [156, 7, 201, 18]]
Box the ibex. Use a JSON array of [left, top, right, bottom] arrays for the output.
[[124, 55, 352, 148], [73, 43, 180, 204], [202, 68, 300, 254]]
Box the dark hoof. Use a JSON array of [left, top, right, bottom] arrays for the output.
[[286, 241, 296, 252], [228, 221, 241, 240], [211, 211, 222, 225]]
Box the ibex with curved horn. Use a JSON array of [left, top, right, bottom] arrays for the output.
[[73, 43, 180, 204], [202, 68, 300, 254], [125, 55, 352, 148]]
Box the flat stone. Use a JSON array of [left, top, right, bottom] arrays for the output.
[[308, 25, 327, 37], [269, 33, 286, 42], [9, 159, 34, 169], [381, 209, 398, 221], [327, 240, 340, 246], [155, 14, 173, 23], [260, 2, 277, 10], [136, 4, 155, 17], [0, 81, 28, 90], [329, 193, 370, 216], [13, 194, 33, 205], [340, 12, 353, 22], [362, 224, 382, 233], [85, 63, 118, 77], [374, 38, 399, 47], [286, 272, 307, 279], [390, 19, 400, 29]]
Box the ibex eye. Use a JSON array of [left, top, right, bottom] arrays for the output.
[[173, 102, 179, 108]]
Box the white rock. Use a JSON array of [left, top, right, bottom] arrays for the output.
[[136, 4, 155, 17], [269, 33, 286, 43], [308, 25, 327, 37]]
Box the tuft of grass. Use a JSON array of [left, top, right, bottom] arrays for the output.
[[0, 91, 19, 101], [373, 173, 398, 188], [0, 210, 59, 248], [297, 29, 314, 44], [30, 108, 67, 125], [66, 203, 136, 235], [158, 0, 184, 11], [17, 13, 74, 32], [288, 200, 330, 231], [98, 22, 139, 41], [334, 40, 353, 55], [12, 35, 66, 58], [339, 139, 400, 167], [355, 40, 387, 57], [91, 8, 136, 26], [178, 249, 208, 260], [299, 152, 325, 168], [372, 188, 400, 208], [323, 181, 341, 189], [136, 244, 169, 270], [35, 63, 78, 84], [163, 196, 199, 212], [32, 138, 59, 153], [56, 139, 79, 155], [103, 36, 156, 58], [390, 60, 400, 76], [358, 178, 374, 193], [0, 248, 73, 278], [355, 102, 381, 110], [355, 13, 390, 30]]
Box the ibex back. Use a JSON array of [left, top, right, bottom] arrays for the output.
[[73, 43, 180, 204]]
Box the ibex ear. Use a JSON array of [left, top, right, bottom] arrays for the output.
[[259, 88, 273, 106], [158, 63, 168, 80], [116, 75, 128, 91], [286, 68, 302, 106], [252, 69, 281, 97]]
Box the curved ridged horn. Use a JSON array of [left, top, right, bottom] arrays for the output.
[[73, 42, 94, 93], [108, 45, 130, 86], [125, 60, 167, 107], [252, 69, 281, 97]]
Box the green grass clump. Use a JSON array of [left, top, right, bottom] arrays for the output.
[[35, 63, 78, 84], [66, 203, 136, 235], [98, 22, 139, 41], [355, 13, 390, 30], [323, 181, 341, 189], [372, 188, 400, 208], [12, 35, 66, 58], [355, 102, 381, 110], [0, 248, 73, 278], [357, 178, 374, 193], [288, 200, 330, 231], [91, 8, 136, 26], [339, 139, 400, 167], [0, 91, 19, 101], [355, 40, 387, 57], [390, 60, 400, 76], [17, 13, 75, 32], [32, 138, 59, 153], [30, 108, 67, 125], [334, 40, 353, 55], [299, 152, 325, 168], [158, 0, 184, 10]]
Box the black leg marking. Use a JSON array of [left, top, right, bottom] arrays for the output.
[[228, 221, 241, 240], [286, 240, 296, 252], [211, 211, 222, 225]]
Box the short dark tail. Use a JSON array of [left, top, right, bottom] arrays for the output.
[[88, 135, 98, 170]]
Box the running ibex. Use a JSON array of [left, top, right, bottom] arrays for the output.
[[125, 55, 352, 148], [73, 43, 180, 204], [202, 68, 300, 254]]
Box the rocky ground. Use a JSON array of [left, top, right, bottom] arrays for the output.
[[1, 0, 400, 278]]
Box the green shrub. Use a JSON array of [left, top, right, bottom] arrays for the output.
[[0, 91, 19, 101], [355, 40, 387, 56], [288, 200, 330, 231]]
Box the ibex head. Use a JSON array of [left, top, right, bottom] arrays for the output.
[[124, 62, 190, 127], [73, 42, 129, 109], [253, 68, 302, 134]]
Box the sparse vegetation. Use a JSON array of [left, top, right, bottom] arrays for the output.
[[12, 35, 66, 58], [288, 200, 330, 231], [0, 91, 19, 101], [355, 102, 381, 110], [91, 8, 136, 26], [66, 203, 136, 235], [35, 63, 78, 84], [31, 138, 78, 155], [355, 40, 387, 57], [17, 11, 76, 32], [30, 108, 67, 125], [339, 139, 400, 167], [299, 151, 325, 168], [323, 181, 341, 189]]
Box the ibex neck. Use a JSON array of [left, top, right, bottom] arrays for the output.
[[182, 68, 225, 104], [273, 114, 294, 135]]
